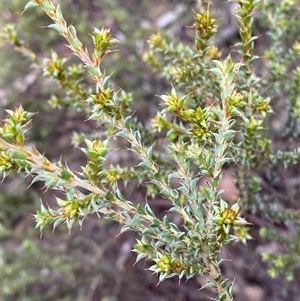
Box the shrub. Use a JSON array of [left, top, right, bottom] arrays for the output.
[[1, 0, 299, 300]]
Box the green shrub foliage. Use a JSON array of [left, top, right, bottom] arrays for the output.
[[1, 1, 299, 300]]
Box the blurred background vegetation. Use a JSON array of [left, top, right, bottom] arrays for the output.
[[1, 1, 299, 301]]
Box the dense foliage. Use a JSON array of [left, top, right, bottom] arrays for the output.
[[1, 1, 299, 301]]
